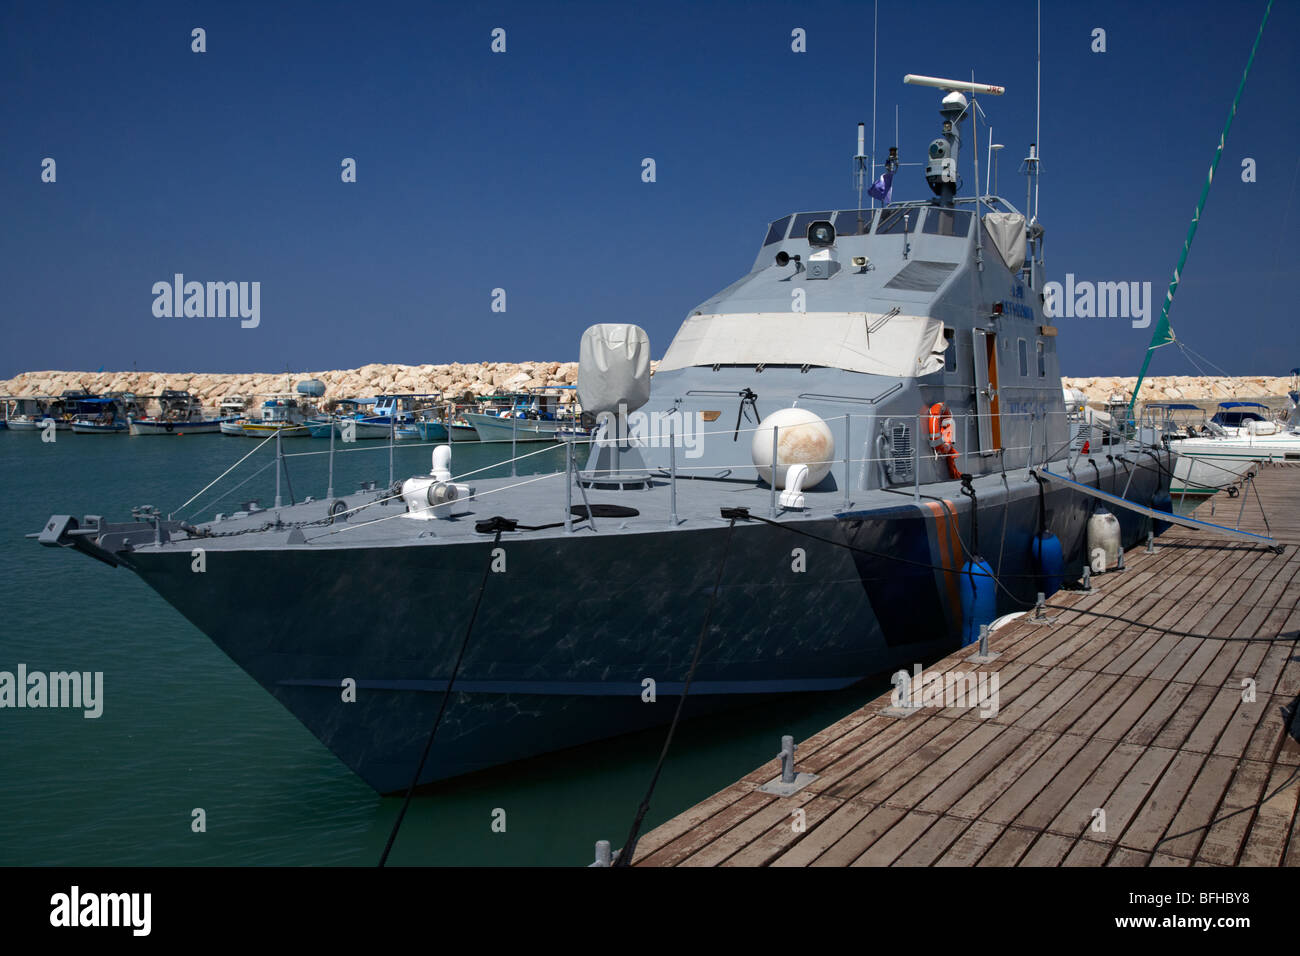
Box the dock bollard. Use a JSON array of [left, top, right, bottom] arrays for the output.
[[592, 840, 612, 867], [779, 735, 796, 784], [1146, 530, 1156, 554], [758, 734, 817, 795], [968, 622, 1000, 662], [1081, 566, 1092, 592], [1116, 549, 1126, 572]]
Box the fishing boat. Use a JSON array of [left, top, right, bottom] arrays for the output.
[[463, 389, 584, 442], [38, 73, 1197, 795], [129, 390, 235, 435], [70, 394, 145, 434], [36, 389, 95, 431], [306, 399, 395, 440], [0, 396, 52, 431], [419, 402, 482, 442], [227, 395, 312, 437]]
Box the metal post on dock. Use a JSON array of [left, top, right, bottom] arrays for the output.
[[968, 622, 1000, 663], [326, 415, 335, 500], [770, 424, 779, 518], [1146, 529, 1156, 554], [274, 427, 283, 509], [511, 413, 518, 478], [758, 732, 818, 794], [1081, 565, 1092, 592], [592, 840, 612, 867], [669, 420, 678, 525], [842, 413, 851, 509]]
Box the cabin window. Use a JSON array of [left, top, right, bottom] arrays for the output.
[[789, 211, 835, 241], [834, 208, 873, 236], [876, 206, 921, 235], [922, 209, 972, 237], [943, 329, 956, 373], [763, 215, 792, 246], [1036, 340, 1046, 377], [1017, 338, 1028, 377]]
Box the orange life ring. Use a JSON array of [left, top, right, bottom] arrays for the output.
[[927, 402, 961, 480]]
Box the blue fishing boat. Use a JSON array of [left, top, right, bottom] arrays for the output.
[[70, 394, 144, 434]]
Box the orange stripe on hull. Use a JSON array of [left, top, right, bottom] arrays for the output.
[[926, 500, 962, 619]]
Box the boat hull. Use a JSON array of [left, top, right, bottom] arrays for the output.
[[306, 419, 395, 440], [238, 423, 311, 438], [123, 457, 1164, 794], [70, 422, 128, 434], [465, 412, 565, 443], [129, 417, 235, 436]]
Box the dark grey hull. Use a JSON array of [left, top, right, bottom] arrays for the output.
[[123, 458, 1166, 794]]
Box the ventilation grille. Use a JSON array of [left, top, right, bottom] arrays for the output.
[[887, 422, 913, 483]]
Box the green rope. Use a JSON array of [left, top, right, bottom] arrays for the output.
[[1127, 0, 1273, 417]]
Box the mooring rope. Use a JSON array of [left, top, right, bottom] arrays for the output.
[[614, 511, 741, 866], [377, 528, 502, 867]]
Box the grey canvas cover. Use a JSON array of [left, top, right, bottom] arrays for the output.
[[982, 212, 1027, 273], [577, 324, 652, 414]]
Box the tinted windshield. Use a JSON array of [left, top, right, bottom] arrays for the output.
[[876, 205, 921, 234], [834, 209, 873, 236], [923, 209, 971, 237], [789, 211, 835, 240], [762, 215, 791, 246]]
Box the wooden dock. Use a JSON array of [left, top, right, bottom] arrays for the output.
[[633, 464, 1300, 867]]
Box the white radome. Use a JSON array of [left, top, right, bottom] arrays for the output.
[[751, 408, 836, 489]]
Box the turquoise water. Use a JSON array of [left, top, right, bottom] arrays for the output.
[[0, 429, 883, 866]]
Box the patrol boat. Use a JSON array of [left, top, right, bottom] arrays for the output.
[[36, 76, 1173, 794]]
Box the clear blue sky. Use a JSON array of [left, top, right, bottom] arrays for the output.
[[2, 0, 1296, 379]]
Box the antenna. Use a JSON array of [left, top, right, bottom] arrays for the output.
[[854, 121, 869, 229], [971, 71, 980, 208], [902, 74, 1005, 95], [905, 72, 1006, 207], [871, 0, 878, 208], [1034, 0, 1041, 220]]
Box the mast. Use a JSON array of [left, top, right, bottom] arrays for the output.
[[1127, 0, 1274, 417]]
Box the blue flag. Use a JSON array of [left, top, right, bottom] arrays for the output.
[[867, 170, 894, 204]]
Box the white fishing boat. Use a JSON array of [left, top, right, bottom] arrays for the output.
[[463, 389, 583, 442], [1, 396, 53, 431], [224, 395, 312, 437]]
